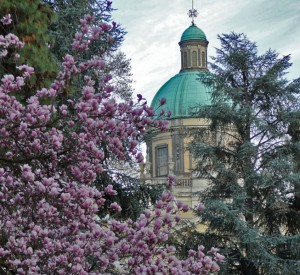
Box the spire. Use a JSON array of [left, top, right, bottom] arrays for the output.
[[188, 0, 198, 25]]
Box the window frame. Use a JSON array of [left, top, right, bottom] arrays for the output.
[[192, 50, 197, 67], [202, 51, 206, 67], [155, 145, 168, 177], [183, 52, 188, 68]]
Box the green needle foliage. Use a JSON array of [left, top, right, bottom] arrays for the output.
[[43, 0, 133, 102], [96, 170, 164, 221], [0, 0, 58, 99], [42, 0, 160, 219], [43, 0, 125, 60], [189, 33, 300, 274]]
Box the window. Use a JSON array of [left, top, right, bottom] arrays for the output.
[[202, 51, 206, 67], [183, 52, 187, 68], [192, 51, 197, 66], [156, 146, 168, 176]]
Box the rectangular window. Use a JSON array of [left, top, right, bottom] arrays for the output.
[[192, 51, 197, 67], [156, 146, 168, 177], [183, 52, 188, 68], [202, 51, 205, 67]]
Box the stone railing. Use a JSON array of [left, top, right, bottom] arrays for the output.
[[175, 178, 192, 188], [147, 178, 193, 188], [146, 178, 168, 185]]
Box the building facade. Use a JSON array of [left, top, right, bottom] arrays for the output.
[[145, 22, 212, 217]]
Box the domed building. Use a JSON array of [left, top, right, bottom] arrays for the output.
[[145, 17, 211, 216]]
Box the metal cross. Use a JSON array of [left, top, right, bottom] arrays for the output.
[[188, 0, 198, 24]]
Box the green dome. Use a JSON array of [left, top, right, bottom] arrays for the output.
[[151, 71, 211, 119], [180, 24, 207, 42]]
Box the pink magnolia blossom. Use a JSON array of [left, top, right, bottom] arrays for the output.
[[0, 9, 223, 274], [0, 14, 12, 25], [109, 202, 122, 212], [196, 202, 206, 212], [159, 97, 166, 105]]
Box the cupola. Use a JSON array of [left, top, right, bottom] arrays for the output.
[[150, 17, 211, 119], [179, 23, 209, 72]]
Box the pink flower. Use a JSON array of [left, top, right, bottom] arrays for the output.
[[144, 209, 151, 219], [1, 14, 12, 25], [167, 175, 176, 187], [154, 219, 163, 231], [174, 215, 181, 223], [99, 22, 111, 32], [84, 14, 94, 23], [82, 198, 93, 209], [17, 64, 34, 78], [215, 253, 225, 262], [159, 98, 166, 105], [182, 204, 189, 212], [166, 203, 173, 213], [159, 109, 165, 116], [61, 193, 71, 202], [110, 202, 122, 212], [130, 140, 138, 151], [155, 209, 161, 217], [136, 152, 144, 163], [161, 191, 172, 202], [196, 202, 205, 212], [104, 185, 117, 196], [6, 34, 19, 45], [0, 16, 221, 274], [155, 200, 164, 209], [211, 262, 220, 272], [163, 213, 173, 226]]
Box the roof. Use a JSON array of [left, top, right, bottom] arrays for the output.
[[180, 24, 207, 42], [150, 71, 211, 119]]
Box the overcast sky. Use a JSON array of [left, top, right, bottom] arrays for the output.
[[112, 0, 300, 103]]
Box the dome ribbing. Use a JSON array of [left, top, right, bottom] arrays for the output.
[[180, 24, 207, 42], [151, 71, 211, 119]]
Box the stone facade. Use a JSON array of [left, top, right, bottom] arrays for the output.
[[146, 23, 211, 219], [145, 118, 210, 217]]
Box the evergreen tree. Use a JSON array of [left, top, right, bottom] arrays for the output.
[[43, 0, 133, 101], [189, 33, 300, 274], [0, 15, 223, 273], [41, 0, 159, 219], [0, 0, 57, 99], [96, 163, 163, 221]]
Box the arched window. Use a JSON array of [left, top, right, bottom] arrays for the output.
[[192, 51, 197, 67], [183, 52, 188, 68], [202, 51, 206, 67]]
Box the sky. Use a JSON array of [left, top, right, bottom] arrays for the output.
[[112, 0, 300, 104]]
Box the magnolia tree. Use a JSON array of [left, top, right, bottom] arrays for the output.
[[0, 13, 223, 274]]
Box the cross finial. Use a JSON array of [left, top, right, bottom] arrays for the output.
[[188, 0, 198, 25]]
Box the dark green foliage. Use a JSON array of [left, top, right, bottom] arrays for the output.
[[43, 0, 124, 59], [0, 0, 58, 99], [92, 147, 163, 221], [41, 1, 154, 218], [105, 51, 134, 102], [97, 171, 163, 220], [43, 0, 133, 101], [189, 33, 300, 274]]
